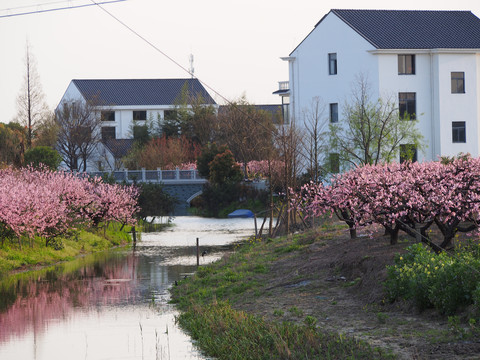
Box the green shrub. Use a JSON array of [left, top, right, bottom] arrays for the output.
[[385, 242, 480, 315], [24, 146, 62, 170]]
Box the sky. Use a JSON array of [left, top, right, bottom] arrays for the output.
[[1, 0, 479, 124]]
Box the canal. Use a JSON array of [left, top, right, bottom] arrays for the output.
[[0, 216, 257, 360]]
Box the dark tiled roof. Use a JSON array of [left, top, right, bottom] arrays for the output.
[[103, 139, 134, 158], [272, 89, 289, 95], [254, 104, 282, 115], [255, 105, 283, 124], [319, 9, 480, 49], [73, 78, 216, 106], [218, 104, 283, 124], [218, 104, 282, 116]]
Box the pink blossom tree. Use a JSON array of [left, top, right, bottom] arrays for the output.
[[293, 156, 480, 251], [0, 167, 138, 248]]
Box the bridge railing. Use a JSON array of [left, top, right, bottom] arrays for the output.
[[88, 168, 206, 183]]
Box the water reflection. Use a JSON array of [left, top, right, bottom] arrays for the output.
[[0, 216, 257, 360], [0, 252, 137, 343]]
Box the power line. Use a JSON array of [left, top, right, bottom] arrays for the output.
[[5, 0, 285, 142], [89, 0, 287, 140], [0, 0, 126, 19], [4, 0, 284, 137], [0, 1, 85, 12], [89, 0, 232, 106]]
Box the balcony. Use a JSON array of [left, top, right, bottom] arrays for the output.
[[279, 81, 289, 90], [272, 81, 290, 95]]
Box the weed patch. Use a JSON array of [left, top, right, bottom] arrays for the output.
[[178, 300, 392, 360]]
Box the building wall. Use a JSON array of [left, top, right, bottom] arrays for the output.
[[103, 107, 172, 139], [436, 52, 479, 158], [287, 12, 480, 164], [377, 52, 434, 161], [56, 83, 177, 171], [289, 12, 378, 126], [58, 82, 182, 141]]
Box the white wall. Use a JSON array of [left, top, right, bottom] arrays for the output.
[[367, 51, 480, 161], [95, 107, 169, 140], [377, 52, 434, 161], [436, 52, 480, 158], [289, 12, 378, 127], [287, 12, 480, 165], [57, 81, 84, 104]]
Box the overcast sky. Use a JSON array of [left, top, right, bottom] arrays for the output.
[[1, 0, 479, 124]]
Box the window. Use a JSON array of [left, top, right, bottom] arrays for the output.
[[329, 153, 340, 173], [451, 72, 465, 94], [400, 144, 417, 163], [452, 121, 466, 143], [101, 111, 115, 121], [328, 53, 337, 75], [101, 126, 116, 141], [329, 103, 338, 123], [133, 110, 147, 121], [399, 92, 416, 120], [282, 104, 290, 125], [281, 95, 290, 125], [398, 55, 415, 75]]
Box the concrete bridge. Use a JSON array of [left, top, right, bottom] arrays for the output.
[[89, 169, 207, 215]]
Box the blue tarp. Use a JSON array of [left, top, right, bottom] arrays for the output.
[[227, 209, 255, 218]]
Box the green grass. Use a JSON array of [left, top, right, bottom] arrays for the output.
[[170, 231, 395, 359], [0, 223, 133, 278], [178, 300, 391, 360]]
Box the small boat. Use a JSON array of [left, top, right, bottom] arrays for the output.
[[227, 209, 255, 218]]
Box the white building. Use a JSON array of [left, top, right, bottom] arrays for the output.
[[56, 78, 216, 171], [278, 9, 480, 165]]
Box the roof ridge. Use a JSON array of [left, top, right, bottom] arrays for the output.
[[327, 9, 480, 50], [331, 9, 380, 48], [72, 78, 216, 106], [73, 78, 197, 81], [331, 9, 472, 13]]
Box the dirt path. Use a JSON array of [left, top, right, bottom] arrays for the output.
[[232, 223, 480, 359]]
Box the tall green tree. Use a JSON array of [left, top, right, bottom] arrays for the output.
[[0, 122, 26, 167], [196, 142, 227, 179], [34, 113, 59, 148], [162, 82, 217, 145], [195, 143, 243, 217], [216, 97, 275, 177], [329, 75, 424, 168], [14, 42, 50, 149]]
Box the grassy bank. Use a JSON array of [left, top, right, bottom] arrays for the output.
[[0, 223, 133, 277], [170, 232, 395, 359]]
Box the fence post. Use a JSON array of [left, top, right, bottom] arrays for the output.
[[157, 167, 162, 182], [196, 237, 200, 266], [176, 167, 180, 180], [124, 168, 129, 182], [132, 226, 137, 249], [141, 168, 146, 182]]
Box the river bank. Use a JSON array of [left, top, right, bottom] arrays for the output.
[[170, 219, 480, 359], [0, 216, 257, 360], [0, 223, 133, 278]]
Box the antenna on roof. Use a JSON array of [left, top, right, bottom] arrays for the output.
[[189, 54, 195, 78]]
